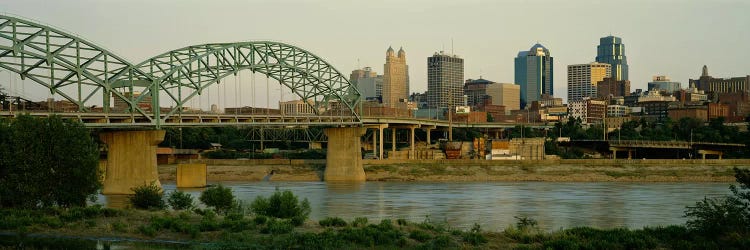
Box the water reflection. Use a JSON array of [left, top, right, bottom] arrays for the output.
[[98, 181, 731, 231], [325, 182, 365, 193], [104, 195, 130, 209]]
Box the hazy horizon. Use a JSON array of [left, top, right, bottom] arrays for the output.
[[1, 0, 748, 106]]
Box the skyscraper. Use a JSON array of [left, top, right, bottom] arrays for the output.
[[514, 43, 553, 109], [349, 67, 382, 100], [383, 46, 409, 108], [567, 62, 611, 101], [349, 67, 377, 85], [596, 36, 628, 81], [427, 51, 464, 109]]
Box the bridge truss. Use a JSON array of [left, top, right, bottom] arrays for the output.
[[0, 14, 361, 128]]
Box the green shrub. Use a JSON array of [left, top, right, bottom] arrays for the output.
[[199, 184, 235, 215], [147, 214, 199, 237], [111, 221, 127, 232], [138, 224, 157, 237], [514, 216, 538, 230], [291, 216, 306, 227], [221, 216, 254, 232], [409, 230, 431, 242], [167, 190, 195, 210], [251, 190, 311, 221], [84, 219, 96, 227], [396, 218, 408, 226], [352, 217, 368, 227], [262, 219, 294, 234], [319, 217, 347, 227], [337, 219, 403, 247], [429, 234, 455, 248], [253, 215, 268, 225], [199, 210, 220, 232], [129, 182, 165, 210], [462, 223, 488, 245], [42, 217, 63, 229]]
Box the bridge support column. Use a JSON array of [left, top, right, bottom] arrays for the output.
[[611, 148, 617, 159], [100, 130, 165, 195], [391, 128, 397, 157], [422, 125, 436, 146], [371, 129, 377, 157], [410, 126, 415, 159], [378, 126, 384, 160], [425, 128, 432, 145], [324, 127, 366, 182]]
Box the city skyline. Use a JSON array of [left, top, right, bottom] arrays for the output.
[[0, 0, 748, 105]]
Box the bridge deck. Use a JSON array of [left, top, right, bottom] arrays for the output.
[[573, 139, 746, 149], [0, 112, 552, 129]]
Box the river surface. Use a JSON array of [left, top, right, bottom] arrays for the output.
[[101, 181, 731, 231]]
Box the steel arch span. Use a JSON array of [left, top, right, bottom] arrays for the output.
[[0, 14, 361, 127], [135, 42, 362, 125], [0, 14, 156, 118]]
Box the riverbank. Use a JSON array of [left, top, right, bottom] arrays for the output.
[[158, 159, 750, 182], [0, 206, 743, 249]]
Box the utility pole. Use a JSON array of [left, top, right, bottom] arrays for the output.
[[448, 89, 453, 141], [603, 107, 607, 141]]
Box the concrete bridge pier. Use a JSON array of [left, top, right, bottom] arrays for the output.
[[422, 125, 436, 145], [100, 130, 166, 194], [698, 149, 723, 160], [324, 127, 366, 181], [364, 124, 388, 160]]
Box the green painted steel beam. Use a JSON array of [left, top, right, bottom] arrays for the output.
[[0, 14, 362, 128]]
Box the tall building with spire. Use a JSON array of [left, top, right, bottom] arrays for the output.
[[514, 43, 553, 109], [383, 46, 409, 108], [596, 36, 628, 81]]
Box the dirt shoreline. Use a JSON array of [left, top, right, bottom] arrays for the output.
[[158, 159, 749, 183]]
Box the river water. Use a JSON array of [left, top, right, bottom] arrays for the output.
[[101, 181, 731, 231]]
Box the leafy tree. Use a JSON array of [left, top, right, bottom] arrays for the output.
[[0, 115, 100, 208], [168, 190, 195, 210], [129, 182, 165, 210], [251, 190, 311, 221], [685, 167, 750, 237], [199, 184, 235, 214]]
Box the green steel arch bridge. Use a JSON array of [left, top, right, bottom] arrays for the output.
[[0, 14, 555, 191], [0, 14, 552, 132], [0, 14, 361, 128]]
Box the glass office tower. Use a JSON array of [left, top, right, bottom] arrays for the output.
[[596, 36, 628, 81], [514, 43, 553, 109]]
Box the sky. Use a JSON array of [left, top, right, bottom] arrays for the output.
[[1, 0, 749, 107]]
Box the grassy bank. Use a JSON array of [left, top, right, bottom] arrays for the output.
[[1, 206, 746, 249]]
